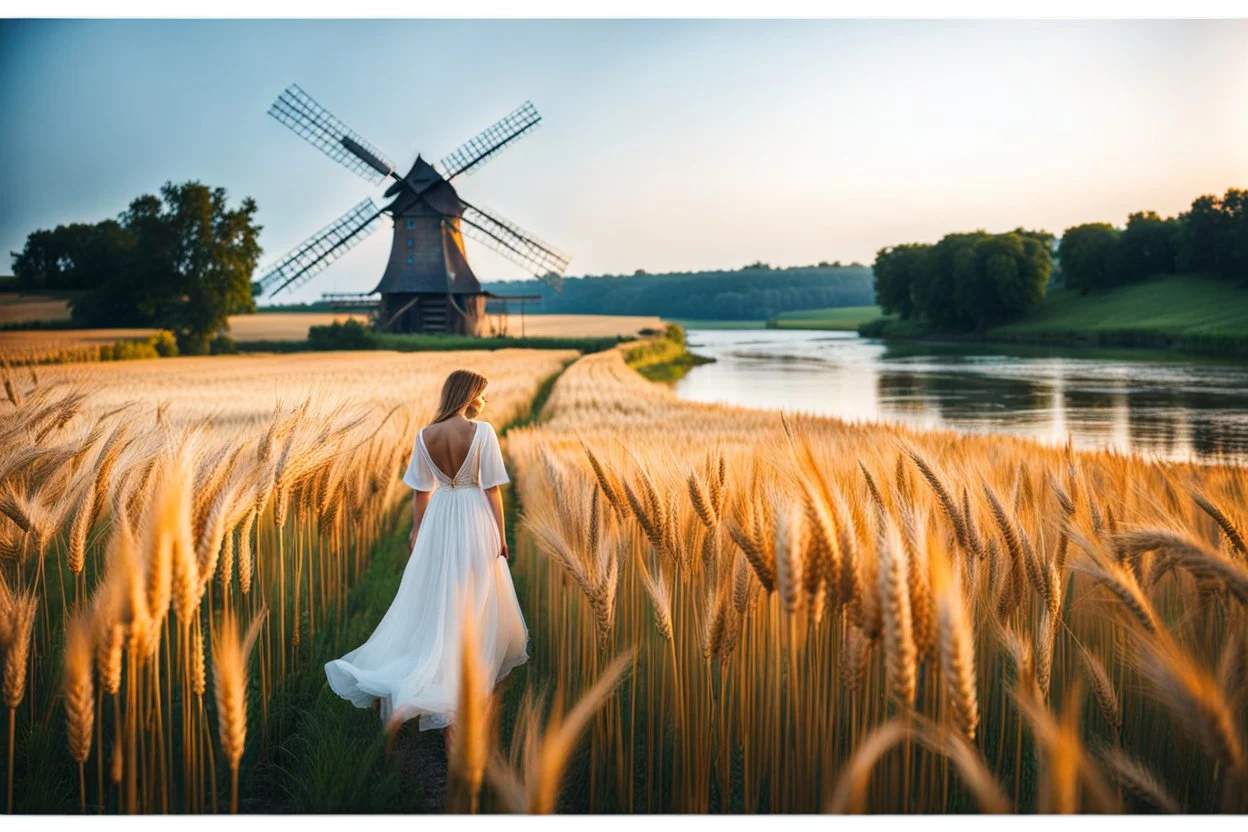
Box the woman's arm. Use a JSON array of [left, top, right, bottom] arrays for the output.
[[408, 489, 433, 550], [484, 484, 509, 560]]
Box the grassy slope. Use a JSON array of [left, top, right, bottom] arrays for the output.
[[862, 274, 1248, 357], [767, 305, 886, 331], [989, 274, 1248, 338], [622, 324, 715, 382], [668, 319, 768, 330]]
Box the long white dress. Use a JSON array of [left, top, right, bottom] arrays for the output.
[[324, 419, 530, 731]]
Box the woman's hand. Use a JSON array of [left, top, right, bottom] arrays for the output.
[[499, 541, 510, 561], [408, 528, 417, 551]]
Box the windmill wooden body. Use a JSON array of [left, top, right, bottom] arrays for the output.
[[257, 85, 566, 335]]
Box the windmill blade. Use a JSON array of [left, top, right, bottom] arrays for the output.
[[437, 101, 542, 182], [268, 84, 396, 184], [256, 199, 384, 297], [458, 199, 570, 292]]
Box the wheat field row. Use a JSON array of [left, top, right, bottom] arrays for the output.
[[502, 345, 1248, 813], [0, 349, 574, 813], [1, 340, 1246, 814]]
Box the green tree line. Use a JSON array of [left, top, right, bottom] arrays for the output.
[[484, 263, 875, 321], [1059, 188, 1248, 293], [873, 229, 1054, 330], [873, 187, 1247, 332], [10, 181, 262, 353]]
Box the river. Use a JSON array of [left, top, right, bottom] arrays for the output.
[[674, 329, 1248, 465]]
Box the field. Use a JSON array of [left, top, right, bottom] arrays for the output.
[[0, 328, 167, 364], [2, 335, 1247, 814], [224, 313, 371, 341], [0, 348, 575, 812], [486, 313, 665, 338], [861, 274, 1248, 356], [988, 274, 1248, 341], [0, 294, 73, 325], [669, 319, 768, 330], [504, 346, 1248, 812], [0, 308, 667, 364], [234, 313, 664, 341], [768, 305, 887, 331]]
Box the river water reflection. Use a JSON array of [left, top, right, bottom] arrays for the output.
[[674, 329, 1248, 465]]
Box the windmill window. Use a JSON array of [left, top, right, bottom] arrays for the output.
[[406, 254, 415, 266], [406, 238, 414, 249], [405, 218, 416, 230]]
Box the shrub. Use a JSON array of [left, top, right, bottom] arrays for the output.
[[149, 329, 179, 357], [209, 333, 238, 355], [308, 319, 378, 351], [102, 339, 160, 361]]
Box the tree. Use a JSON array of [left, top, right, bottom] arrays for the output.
[[872, 243, 930, 319], [66, 181, 262, 353], [10, 222, 119, 291], [1057, 223, 1124, 293], [912, 232, 989, 329], [952, 232, 1052, 328], [1121, 210, 1180, 281], [1225, 188, 1248, 285], [1177, 189, 1248, 284]]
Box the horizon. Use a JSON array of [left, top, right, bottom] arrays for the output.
[[2, 18, 1245, 303]]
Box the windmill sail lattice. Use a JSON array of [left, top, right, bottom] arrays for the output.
[[256, 199, 383, 296], [459, 201, 570, 291], [437, 101, 542, 181], [268, 84, 396, 183], [262, 82, 569, 334]]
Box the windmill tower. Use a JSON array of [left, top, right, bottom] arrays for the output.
[[255, 85, 567, 335]]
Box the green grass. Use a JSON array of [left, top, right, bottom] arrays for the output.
[[861, 274, 1248, 357], [668, 319, 768, 330], [622, 323, 715, 382], [766, 305, 887, 331], [988, 273, 1248, 338]]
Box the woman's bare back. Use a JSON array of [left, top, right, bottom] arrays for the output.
[[420, 418, 480, 480]]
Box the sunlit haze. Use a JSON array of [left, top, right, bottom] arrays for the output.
[[2, 18, 1245, 303]]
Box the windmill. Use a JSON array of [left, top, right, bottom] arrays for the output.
[[255, 84, 568, 335]]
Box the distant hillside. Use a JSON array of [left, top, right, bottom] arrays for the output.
[[987, 273, 1248, 350], [768, 305, 886, 331], [482, 264, 874, 321], [862, 273, 1248, 357]]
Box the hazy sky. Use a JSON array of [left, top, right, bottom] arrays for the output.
[[2, 19, 1245, 303]]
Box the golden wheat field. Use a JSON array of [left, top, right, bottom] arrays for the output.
[[0, 349, 573, 813], [0, 313, 666, 366], [1, 339, 1246, 815], [502, 345, 1248, 813]]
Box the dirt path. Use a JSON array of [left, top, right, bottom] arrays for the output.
[[396, 725, 450, 810]]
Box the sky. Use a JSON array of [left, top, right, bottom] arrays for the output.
[[1, 18, 1246, 304]]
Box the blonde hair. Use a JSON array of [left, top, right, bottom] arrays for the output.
[[431, 369, 489, 424]]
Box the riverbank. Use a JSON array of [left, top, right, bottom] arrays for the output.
[[621, 322, 715, 381], [667, 327, 1248, 463], [859, 274, 1248, 358], [766, 305, 886, 331]]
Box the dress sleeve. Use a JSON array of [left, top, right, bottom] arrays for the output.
[[402, 432, 437, 491], [479, 422, 510, 490]]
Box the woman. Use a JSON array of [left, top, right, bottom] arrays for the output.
[[325, 369, 530, 731]]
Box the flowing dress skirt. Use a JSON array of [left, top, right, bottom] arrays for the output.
[[325, 485, 529, 730]]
